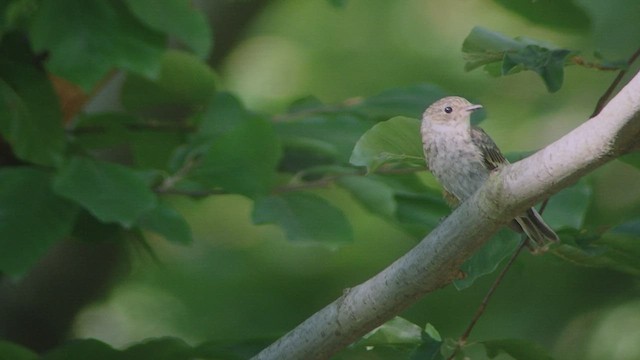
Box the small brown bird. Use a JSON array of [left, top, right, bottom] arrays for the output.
[[420, 96, 558, 248]]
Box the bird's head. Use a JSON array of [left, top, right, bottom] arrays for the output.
[[422, 96, 482, 124]]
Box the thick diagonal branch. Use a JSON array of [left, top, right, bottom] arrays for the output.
[[252, 69, 640, 360]]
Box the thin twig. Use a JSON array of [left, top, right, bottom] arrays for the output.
[[446, 238, 528, 360], [591, 47, 640, 118]]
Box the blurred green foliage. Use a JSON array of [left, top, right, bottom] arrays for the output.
[[1, 0, 640, 359]]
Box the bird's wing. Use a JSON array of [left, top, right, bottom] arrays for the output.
[[470, 126, 509, 170]]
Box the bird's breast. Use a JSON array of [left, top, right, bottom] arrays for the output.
[[421, 125, 489, 201]]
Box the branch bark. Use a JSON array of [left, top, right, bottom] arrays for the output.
[[252, 68, 640, 360]]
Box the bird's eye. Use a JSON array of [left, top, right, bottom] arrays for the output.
[[444, 106, 453, 114]]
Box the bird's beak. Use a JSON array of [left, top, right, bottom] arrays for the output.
[[465, 104, 483, 112]]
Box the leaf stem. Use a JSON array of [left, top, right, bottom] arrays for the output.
[[446, 238, 528, 360], [591, 47, 640, 118]]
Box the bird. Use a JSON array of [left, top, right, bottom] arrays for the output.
[[420, 96, 558, 249]]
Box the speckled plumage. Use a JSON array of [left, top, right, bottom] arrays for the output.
[[421, 96, 558, 247]]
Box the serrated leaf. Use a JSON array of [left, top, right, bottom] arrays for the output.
[[0, 167, 78, 275], [0, 34, 65, 166], [492, 0, 590, 31], [252, 192, 353, 244], [0, 340, 38, 360], [337, 175, 397, 218], [350, 116, 425, 172], [502, 45, 572, 92], [123, 0, 212, 58], [481, 339, 555, 360], [139, 202, 193, 244], [29, 0, 164, 90], [53, 157, 158, 227], [462, 27, 523, 71], [462, 27, 574, 92], [454, 229, 520, 290], [122, 50, 217, 117]]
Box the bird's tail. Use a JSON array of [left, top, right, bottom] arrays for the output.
[[513, 207, 559, 250]]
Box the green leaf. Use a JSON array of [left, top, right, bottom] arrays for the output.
[[0, 340, 39, 360], [276, 113, 372, 166], [353, 84, 448, 120], [41, 339, 119, 360], [253, 192, 353, 244], [337, 175, 397, 218], [29, 0, 164, 90], [350, 116, 425, 172], [327, 0, 348, 7], [492, 0, 590, 31], [53, 156, 158, 227], [542, 180, 592, 230], [553, 224, 640, 277], [410, 324, 444, 360], [122, 50, 217, 117], [454, 229, 520, 290], [502, 46, 572, 92], [123, 0, 212, 58], [121, 337, 194, 360], [195, 339, 274, 360], [373, 173, 449, 237], [359, 317, 423, 347], [481, 339, 555, 360], [462, 27, 574, 92], [187, 94, 282, 199], [139, 202, 193, 244], [463, 27, 523, 71], [0, 34, 65, 166], [619, 152, 640, 170], [73, 112, 137, 150], [346, 319, 444, 360], [0, 167, 78, 275]]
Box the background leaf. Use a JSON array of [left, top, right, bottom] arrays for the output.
[[138, 202, 193, 245], [123, 0, 212, 58], [253, 192, 353, 244], [350, 116, 424, 172], [29, 0, 164, 90], [0, 167, 78, 275], [337, 175, 397, 218], [120, 337, 194, 360], [0, 340, 38, 360], [121, 50, 217, 117], [492, 0, 590, 31], [0, 34, 65, 166], [352, 84, 447, 120], [53, 157, 158, 227], [41, 339, 118, 360], [481, 338, 555, 360], [185, 94, 282, 198]]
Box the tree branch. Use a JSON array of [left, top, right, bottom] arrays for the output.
[[251, 68, 640, 360]]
